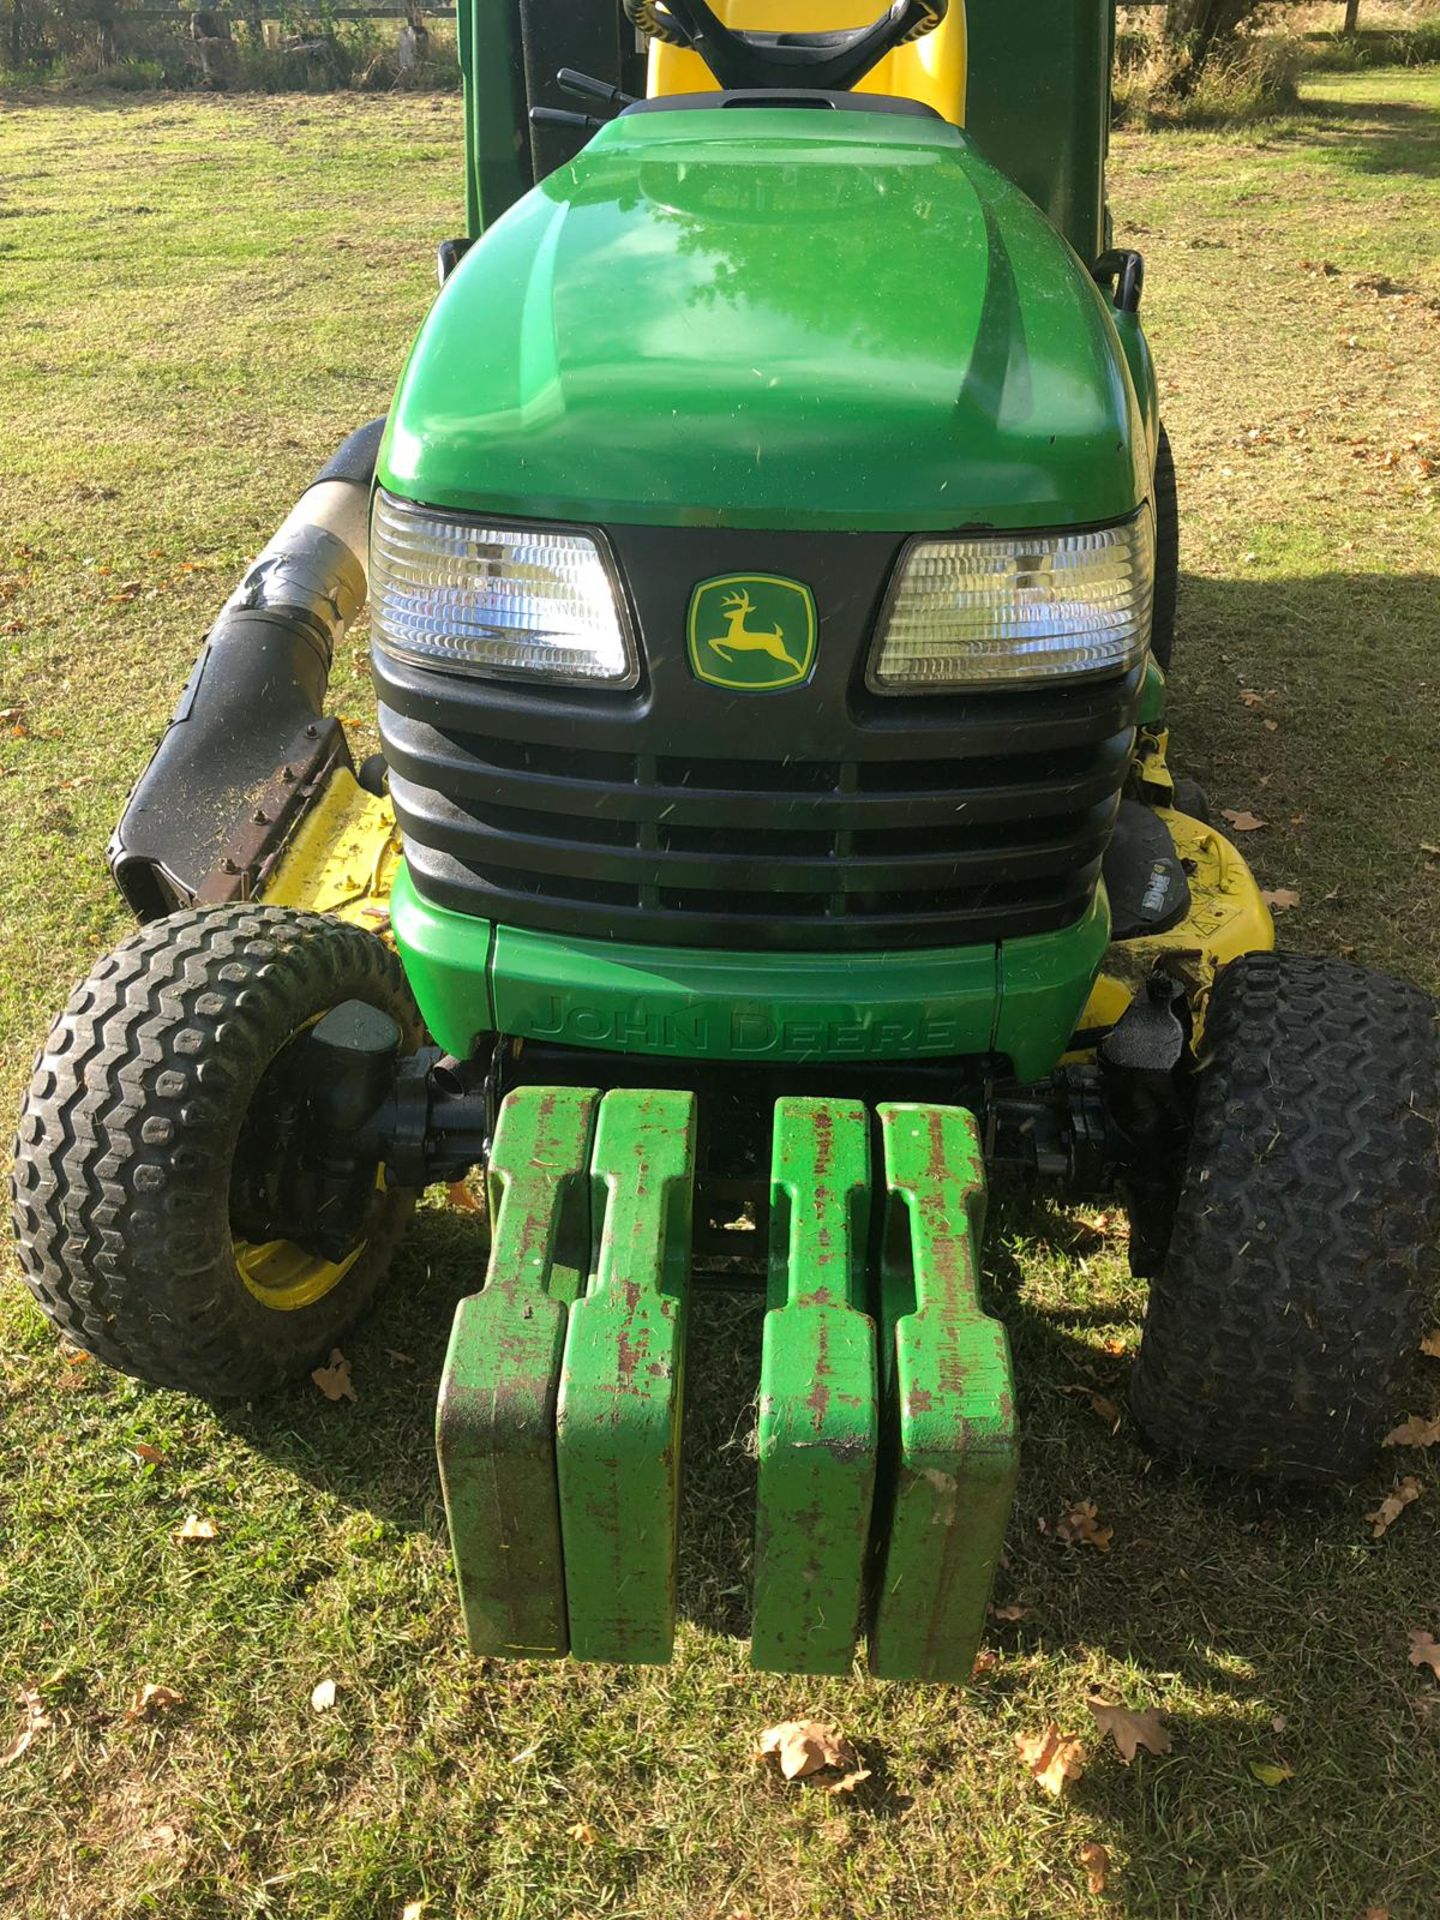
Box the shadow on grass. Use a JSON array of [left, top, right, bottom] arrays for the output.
[[1275, 92, 1440, 176]]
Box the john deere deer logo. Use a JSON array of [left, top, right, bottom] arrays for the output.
[[687, 574, 817, 692]]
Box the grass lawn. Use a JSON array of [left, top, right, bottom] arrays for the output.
[[2, 67, 1439, 1920]]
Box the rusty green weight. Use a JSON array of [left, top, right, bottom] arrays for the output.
[[867, 1103, 1018, 1684], [752, 1097, 878, 1675], [556, 1087, 697, 1664], [435, 1084, 598, 1658]]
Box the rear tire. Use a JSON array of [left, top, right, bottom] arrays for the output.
[[11, 904, 423, 1400], [1150, 424, 1179, 674], [1130, 951, 1440, 1480]]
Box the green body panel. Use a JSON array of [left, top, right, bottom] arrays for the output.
[[991, 888, 1110, 1077], [391, 863, 1109, 1080], [457, 0, 528, 238], [868, 1104, 1018, 1683], [435, 1085, 597, 1658], [752, 1099, 878, 1676], [965, 0, 1114, 264], [557, 1088, 697, 1664], [381, 107, 1147, 534], [1113, 309, 1159, 461]]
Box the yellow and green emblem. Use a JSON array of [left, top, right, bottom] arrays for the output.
[[686, 574, 817, 692]]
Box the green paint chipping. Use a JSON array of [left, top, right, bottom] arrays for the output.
[[435, 1085, 598, 1659], [868, 1104, 1019, 1683], [752, 1099, 878, 1677], [557, 1088, 698, 1665]]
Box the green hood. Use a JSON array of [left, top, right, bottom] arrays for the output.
[[381, 106, 1146, 534]]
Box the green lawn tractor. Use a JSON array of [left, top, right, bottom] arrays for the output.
[[11, 0, 1439, 1682]]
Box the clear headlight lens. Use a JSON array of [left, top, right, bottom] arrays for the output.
[[867, 510, 1155, 693], [369, 490, 638, 688]]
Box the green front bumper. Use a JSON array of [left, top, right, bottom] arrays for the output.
[[390, 862, 1108, 1081]]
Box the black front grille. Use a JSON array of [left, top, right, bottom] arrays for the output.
[[373, 520, 1142, 953]]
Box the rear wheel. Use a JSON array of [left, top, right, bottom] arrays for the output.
[[1150, 424, 1179, 674], [11, 904, 423, 1400], [1131, 951, 1440, 1480]]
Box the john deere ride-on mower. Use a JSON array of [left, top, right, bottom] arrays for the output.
[[12, 0, 1438, 1680]]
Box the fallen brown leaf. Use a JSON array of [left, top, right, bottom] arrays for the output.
[[1087, 1697, 1173, 1764], [1383, 1412, 1440, 1449], [1420, 1329, 1440, 1359], [311, 1350, 357, 1403], [126, 1683, 184, 1721], [568, 1820, 598, 1845], [1261, 887, 1301, 913], [385, 1349, 416, 1367], [1056, 1499, 1114, 1551], [1408, 1629, 1440, 1678], [173, 1514, 218, 1544], [310, 1678, 338, 1712], [1058, 1385, 1122, 1433], [142, 1823, 183, 1852], [972, 1647, 1000, 1675], [0, 1686, 51, 1768], [1365, 1477, 1423, 1539], [755, 1719, 863, 1787], [130, 1443, 167, 1467], [446, 1179, 482, 1212], [1221, 809, 1267, 833], [1015, 1723, 1086, 1797], [988, 1602, 1034, 1622], [1078, 1839, 1110, 1894], [1239, 688, 1265, 709]]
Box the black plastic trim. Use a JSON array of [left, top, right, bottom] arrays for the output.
[[621, 88, 943, 119]]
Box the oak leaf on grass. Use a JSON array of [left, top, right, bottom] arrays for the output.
[[1420, 1329, 1440, 1359], [311, 1350, 357, 1403], [1221, 809, 1267, 833], [1015, 1723, 1085, 1797], [1056, 1499, 1114, 1551], [1408, 1630, 1440, 1678], [1261, 888, 1301, 913], [1383, 1411, 1440, 1448], [1365, 1477, 1423, 1538], [755, 1720, 869, 1792], [1087, 1697, 1172, 1763]]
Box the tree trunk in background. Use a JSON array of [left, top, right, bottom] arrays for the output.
[[1343, 0, 1361, 32], [1163, 0, 1264, 92]]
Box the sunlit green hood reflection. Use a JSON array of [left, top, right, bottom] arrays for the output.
[[381, 108, 1146, 533]]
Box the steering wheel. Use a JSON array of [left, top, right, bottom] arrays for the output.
[[624, 0, 947, 95]]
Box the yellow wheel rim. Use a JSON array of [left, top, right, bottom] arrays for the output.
[[234, 1232, 367, 1312]]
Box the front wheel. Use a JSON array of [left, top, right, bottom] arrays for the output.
[[1130, 951, 1440, 1480], [11, 905, 423, 1400]]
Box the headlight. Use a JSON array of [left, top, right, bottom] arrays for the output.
[[867, 511, 1154, 693], [369, 491, 638, 688]]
